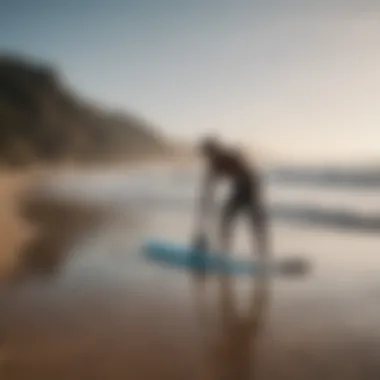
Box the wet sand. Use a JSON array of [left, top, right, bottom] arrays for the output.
[[1, 167, 380, 380]]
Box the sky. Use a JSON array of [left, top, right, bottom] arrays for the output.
[[1, 0, 380, 162]]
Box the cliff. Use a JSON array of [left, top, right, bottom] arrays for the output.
[[0, 55, 170, 166]]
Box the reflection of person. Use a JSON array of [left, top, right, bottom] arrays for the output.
[[194, 272, 270, 380], [193, 136, 269, 259]]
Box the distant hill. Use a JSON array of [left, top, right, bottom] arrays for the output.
[[0, 55, 171, 167]]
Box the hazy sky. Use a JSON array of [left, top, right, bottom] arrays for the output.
[[1, 1, 380, 161]]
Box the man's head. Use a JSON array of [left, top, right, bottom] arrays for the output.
[[198, 135, 222, 159]]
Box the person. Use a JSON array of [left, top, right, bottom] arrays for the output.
[[192, 136, 269, 260]]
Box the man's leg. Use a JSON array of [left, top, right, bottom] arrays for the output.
[[219, 197, 240, 256], [218, 199, 240, 330], [246, 200, 269, 259]]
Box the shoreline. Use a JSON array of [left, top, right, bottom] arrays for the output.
[[0, 160, 380, 379]]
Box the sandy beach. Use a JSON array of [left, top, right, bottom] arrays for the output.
[[0, 164, 380, 380]]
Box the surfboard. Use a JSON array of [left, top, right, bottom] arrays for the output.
[[142, 239, 309, 276]]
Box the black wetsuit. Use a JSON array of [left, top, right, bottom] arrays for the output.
[[209, 150, 264, 231]]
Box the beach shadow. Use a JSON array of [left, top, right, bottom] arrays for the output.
[[192, 269, 270, 380]]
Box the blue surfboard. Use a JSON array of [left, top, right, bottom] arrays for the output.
[[142, 239, 309, 276]]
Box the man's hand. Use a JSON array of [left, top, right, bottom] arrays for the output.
[[192, 233, 209, 253]]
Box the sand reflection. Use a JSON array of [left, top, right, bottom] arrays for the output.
[[192, 268, 270, 380]]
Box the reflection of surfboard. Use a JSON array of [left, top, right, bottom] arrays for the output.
[[142, 239, 310, 277]]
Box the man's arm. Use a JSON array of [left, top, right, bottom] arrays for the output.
[[193, 167, 216, 246]]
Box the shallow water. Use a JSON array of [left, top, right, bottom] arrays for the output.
[[1, 165, 380, 380]]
